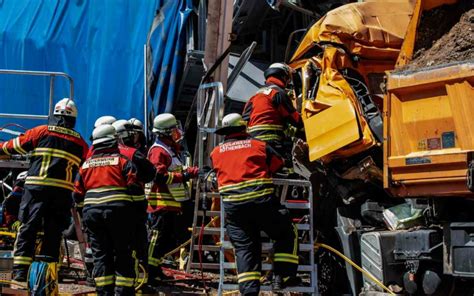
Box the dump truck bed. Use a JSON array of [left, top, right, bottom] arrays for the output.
[[384, 62, 474, 197]]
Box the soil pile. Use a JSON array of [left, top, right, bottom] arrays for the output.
[[403, 3, 474, 70]]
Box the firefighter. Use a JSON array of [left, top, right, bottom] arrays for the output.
[[242, 63, 303, 158], [0, 98, 89, 283], [73, 124, 138, 296], [128, 118, 147, 153], [94, 115, 116, 128], [146, 113, 199, 283], [210, 113, 300, 295], [112, 119, 155, 283], [2, 171, 27, 231]]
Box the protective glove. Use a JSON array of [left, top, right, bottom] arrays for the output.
[[11, 220, 21, 233], [185, 166, 200, 178], [182, 166, 200, 182]]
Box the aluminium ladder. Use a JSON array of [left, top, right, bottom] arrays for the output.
[[217, 178, 318, 295]]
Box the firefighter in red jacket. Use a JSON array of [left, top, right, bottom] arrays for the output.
[[74, 124, 138, 296], [128, 118, 147, 153], [112, 119, 155, 280], [146, 113, 199, 282], [210, 113, 300, 295], [0, 98, 88, 282], [242, 63, 303, 157]]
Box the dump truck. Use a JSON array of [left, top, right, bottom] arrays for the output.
[[289, 0, 474, 294]]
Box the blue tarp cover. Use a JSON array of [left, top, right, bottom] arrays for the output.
[[0, 0, 192, 141]]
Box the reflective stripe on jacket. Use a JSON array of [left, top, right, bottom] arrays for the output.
[[146, 139, 189, 212], [242, 77, 302, 143], [73, 150, 138, 208], [0, 125, 88, 191], [210, 134, 284, 206]]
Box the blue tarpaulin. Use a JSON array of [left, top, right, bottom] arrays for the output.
[[147, 0, 193, 114], [0, 0, 192, 142]]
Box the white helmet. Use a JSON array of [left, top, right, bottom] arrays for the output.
[[16, 171, 28, 181], [128, 118, 144, 132], [223, 113, 245, 128], [112, 119, 133, 139], [215, 113, 246, 135], [92, 124, 117, 145], [264, 62, 294, 80], [152, 113, 178, 134], [53, 98, 77, 118], [94, 115, 117, 128]]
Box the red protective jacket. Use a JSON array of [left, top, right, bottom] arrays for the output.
[[118, 144, 155, 201], [73, 147, 139, 208], [147, 138, 187, 213], [242, 77, 302, 143], [0, 125, 88, 191], [210, 133, 284, 206]]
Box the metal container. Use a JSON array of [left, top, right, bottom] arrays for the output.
[[384, 62, 474, 197]]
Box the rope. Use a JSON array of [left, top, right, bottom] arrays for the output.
[[315, 243, 395, 295]]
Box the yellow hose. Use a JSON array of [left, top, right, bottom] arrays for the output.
[[165, 217, 219, 258], [0, 279, 28, 288], [222, 243, 395, 295], [0, 231, 16, 238], [315, 243, 395, 295], [135, 263, 147, 291]]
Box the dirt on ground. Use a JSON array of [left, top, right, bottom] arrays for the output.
[[403, 2, 474, 71]]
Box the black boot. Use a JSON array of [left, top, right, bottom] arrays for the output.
[[12, 266, 28, 282], [272, 274, 283, 290], [272, 274, 302, 290]]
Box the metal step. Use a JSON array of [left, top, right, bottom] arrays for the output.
[[296, 223, 310, 231], [221, 284, 316, 293], [189, 262, 220, 270], [193, 242, 313, 252], [284, 201, 310, 209], [194, 227, 220, 235], [223, 263, 314, 272], [196, 210, 221, 217], [189, 262, 314, 272], [199, 192, 220, 198], [195, 223, 309, 235]]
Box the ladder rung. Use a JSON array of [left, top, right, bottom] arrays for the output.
[[195, 242, 313, 252], [197, 210, 221, 217], [189, 262, 220, 270], [190, 262, 314, 272], [200, 192, 220, 198], [222, 284, 316, 293], [223, 263, 314, 272], [273, 178, 311, 187], [284, 202, 310, 209], [193, 245, 220, 252], [296, 223, 310, 231], [221, 242, 313, 252], [259, 242, 312, 252], [194, 227, 220, 235]]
